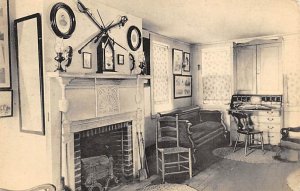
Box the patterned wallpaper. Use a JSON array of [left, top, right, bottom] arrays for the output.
[[286, 72, 300, 106], [203, 75, 231, 102], [153, 42, 170, 105], [201, 48, 232, 104], [202, 49, 231, 75]]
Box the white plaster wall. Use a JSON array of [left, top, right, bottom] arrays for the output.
[[0, 1, 194, 187], [0, 0, 144, 189], [0, 0, 49, 189]]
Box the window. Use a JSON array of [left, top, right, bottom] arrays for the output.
[[151, 42, 171, 114], [201, 47, 232, 105]]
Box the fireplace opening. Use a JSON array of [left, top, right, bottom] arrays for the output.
[[74, 121, 133, 191]]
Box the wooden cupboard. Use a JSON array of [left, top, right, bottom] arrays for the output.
[[235, 42, 282, 94]]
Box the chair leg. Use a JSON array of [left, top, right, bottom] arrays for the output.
[[156, 150, 159, 174], [261, 133, 264, 152], [162, 153, 165, 183], [245, 135, 248, 156], [233, 133, 240, 152], [177, 153, 180, 171], [188, 149, 192, 179]]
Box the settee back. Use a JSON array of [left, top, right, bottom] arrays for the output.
[[159, 106, 222, 126]]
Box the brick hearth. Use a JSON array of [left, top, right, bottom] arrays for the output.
[[73, 121, 133, 191]]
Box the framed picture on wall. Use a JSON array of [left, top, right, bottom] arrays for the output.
[[174, 75, 192, 99], [183, 52, 190, 72], [82, 52, 92, 69], [15, 13, 45, 135], [0, 0, 11, 89], [117, 54, 124, 65], [172, 49, 183, 74], [0, 90, 13, 117]]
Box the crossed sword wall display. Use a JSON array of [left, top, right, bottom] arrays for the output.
[[77, 0, 128, 54]]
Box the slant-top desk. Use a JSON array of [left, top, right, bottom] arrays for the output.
[[228, 94, 283, 146]]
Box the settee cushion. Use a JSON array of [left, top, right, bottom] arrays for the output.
[[190, 121, 223, 141], [281, 138, 300, 150]]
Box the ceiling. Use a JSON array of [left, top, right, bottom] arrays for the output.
[[96, 0, 300, 44]]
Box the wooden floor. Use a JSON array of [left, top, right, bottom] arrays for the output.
[[112, 144, 300, 191], [186, 157, 300, 191]]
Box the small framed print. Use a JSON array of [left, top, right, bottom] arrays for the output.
[[0, 90, 13, 118], [183, 52, 190, 72], [0, 0, 11, 89], [174, 75, 192, 99], [172, 49, 183, 74], [117, 54, 124, 65], [83, 52, 92, 69]]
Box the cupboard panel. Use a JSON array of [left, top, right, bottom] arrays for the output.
[[257, 43, 282, 94], [235, 43, 282, 94], [235, 46, 256, 94]]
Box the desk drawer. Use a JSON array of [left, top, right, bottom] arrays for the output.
[[251, 116, 281, 124], [257, 110, 281, 117], [263, 132, 281, 145], [257, 124, 281, 133]]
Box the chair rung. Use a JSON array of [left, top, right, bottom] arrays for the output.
[[180, 165, 189, 170], [164, 161, 189, 165], [165, 165, 179, 169], [179, 155, 189, 160], [165, 170, 189, 175], [165, 164, 189, 169]]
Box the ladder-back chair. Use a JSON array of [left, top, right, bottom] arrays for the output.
[[156, 114, 192, 183]]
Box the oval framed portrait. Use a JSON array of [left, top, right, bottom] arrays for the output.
[[127, 26, 141, 51], [50, 2, 76, 39]]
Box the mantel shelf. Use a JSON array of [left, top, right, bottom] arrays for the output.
[[47, 71, 151, 80]]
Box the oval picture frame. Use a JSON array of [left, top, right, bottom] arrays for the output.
[[127, 26, 141, 51], [50, 2, 76, 39]]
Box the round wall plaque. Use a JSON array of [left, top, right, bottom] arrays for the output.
[[127, 26, 141, 51], [50, 2, 76, 39]]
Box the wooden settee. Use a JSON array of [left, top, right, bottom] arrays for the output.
[[158, 106, 228, 163]]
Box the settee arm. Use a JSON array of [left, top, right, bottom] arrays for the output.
[[281, 127, 300, 139], [178, 120, 194, 147], [199, 110, 228, 134], [178, 120, 196, 162]]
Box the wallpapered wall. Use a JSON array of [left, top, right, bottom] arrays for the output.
[[201, 46, 233, 105], [286, 72, 300, 106], [152, 42, 170, 106], [143, 32, 192, 147]]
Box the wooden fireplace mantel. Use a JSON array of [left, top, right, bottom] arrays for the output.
[[47, 71, 151, 81], [46, 71, 146, 191]]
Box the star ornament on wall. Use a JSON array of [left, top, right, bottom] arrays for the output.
[[77, 0, 128, 54]]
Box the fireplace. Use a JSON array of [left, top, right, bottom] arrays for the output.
[[47, 74, 148, 190], [73, 121, 133, 191]]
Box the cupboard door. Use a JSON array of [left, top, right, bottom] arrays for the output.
[[235, 45, 257, 94], [257, 43, 282, 94]]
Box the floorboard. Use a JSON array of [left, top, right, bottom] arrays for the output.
[[113, 144, 300, 191]]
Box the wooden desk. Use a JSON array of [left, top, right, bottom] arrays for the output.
[[228, 108, 283, 145]]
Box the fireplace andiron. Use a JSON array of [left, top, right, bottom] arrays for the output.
[[82, 155, 118, 191]]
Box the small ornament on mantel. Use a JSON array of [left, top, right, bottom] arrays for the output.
[[138, 51, 146, 75], [54, 38, 73, 72]]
